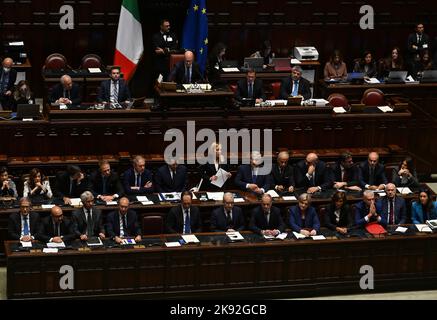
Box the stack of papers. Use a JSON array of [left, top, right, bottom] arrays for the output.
[[137, 196, 154, 206], [221, 67, 240, 72], [87, 237, 103, 246], [397, 187, 412, 194], [266, 190, 280, 198], [211, 168, 230, 188], [20, 241, 32, 248], [106, 201, 118, 206], [311, 235, 326, 240], [70, 198, 82, 206], [276, 233, 288, 240], [165, 242, 181, 247], [43, 248, 58, 253], [290, 58, 301, 64], [377, 106, 393, 113], [282, 196, 297, 201], [364, 78, 380, 84], [181, 234, 200, 243], [41, 204, 55, 209], [333, 107, 347, 113], [47, 242, 65, 248], [88, 68, 101, 73], [415, 224, 433, 233], [206, 192, 224, 201], [226, 232, 244, 241]]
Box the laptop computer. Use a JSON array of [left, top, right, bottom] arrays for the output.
[[386, 71, 407, 84], [272, 58, 292, 72], [220, 60, 239, 68], [16, 104, 41, 119], [347, 72, 365, 84], [243, 57, 264, 72], [240, 98, 255, 107], [287, 96, 303, 106], [420, 70, 437, 83]]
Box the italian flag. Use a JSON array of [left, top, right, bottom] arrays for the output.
[[114, 0, 143, 81]]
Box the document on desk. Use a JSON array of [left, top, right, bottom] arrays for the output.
[[106, 201, 118, 206], [43, 248, 58, 253], [222, 67, 240, 72], [87, 237, 103, 246], [211, 168, 230, 188], [70, 198, 82, 206], [181, 234, 200, 243], [20, 241, 32, 248], [159, 192, 181, 201], [265, 99, 288, 106], [165, 242, 181, 247], [276, 233, 288, 240], [377, 106, 393, 113], [282, 196, 297, 201], [395, 226, 408, 233], [415, 224, 433, 233], [266, 190, 280, 198], [206, 192, 225, 201], [333, 107, 347, 113], [41, 204, 55, 209], [365, 77, 380, 84], [311, 99, 329, 106], [226, 232, 244, 241], [182, 84, 212, 91], [47, 241, 65, 248], [122, 238, 136, 245], [311, 235, 326, 240], [293, 232, 307, 239], [141, 201, 154, 206], [290, 58, 302, 65], [9, 41, 24, 46], [88, 68, 101, 73], [137, 196, 150, 202], [397, 187, 412, 194], [233, 198, 245, 203]]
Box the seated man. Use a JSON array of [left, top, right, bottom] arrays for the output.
[[235, 69, 266, 104], [36, 206, 76, 243], [358, 152, 387, 190], [49, 74, 82, 106], [55, 165, 91, 205], [72, 191, 105, 241], [90, 160, 124, 202], [378, 183, 407, 225], [354, 190, 386, 227], [294, 153, 333, 194], [331, 152, 362, 191], [165, 191, 202, 234], [8, 197, 40, 241], [210, 192, 245, 232], [154, 159, 188, 193], [235, 151, 271, 195], [279, 65, 311, 100], [0, 57, 17, 110], [122, 155, 153, 195], [249, 193, 285, 236], [97, 66, 131, 105], [168, 50, 204, 84], [106, 197, 141, 244], [271, 151, 295, 193]]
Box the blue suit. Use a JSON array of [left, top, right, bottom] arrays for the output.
[[154, 164, 188, 193], [354, 200, 386, 227], [234, 164, 271, 192], [288, 205, 320, 233], [378, 196, 407, 225], [210, 206, 245, 232], [411, 201, 437, 224], [122, 167, 154, 195], [97, 79, 131, 103]]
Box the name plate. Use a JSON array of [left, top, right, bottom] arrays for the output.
[[133, 245, 145, 249], [29, 249, 42, 253], [78, 247, 91, 252]]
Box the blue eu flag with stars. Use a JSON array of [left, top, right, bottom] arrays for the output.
[[181, 0, 208, 74]]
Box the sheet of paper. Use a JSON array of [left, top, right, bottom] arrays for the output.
[[70, 198, 82, 206], [378, 106, 393, 113], [206, 192, 225, 201], [333, 107, 347, 113], [395, 226, 408, 233], [364, 77, 380, 84], [282, 196, 297, 201], [47, 242, 65, 248], [9, 41, 24, 46], [226, 232, 244, 241], [290, 58, 301, 64], [137, 196, 149, 202], [87, 237, 103, 246], [263, 234, 276, 240], [293, 231, 307, 239], [211, 168, 230, 188], [311, 235, 326, 240], [265, 99, 288, 106], [182, 234, 200, 243], [222, 67, 240, 72], [233, 198, 245, 203], [159, 192, 181, 201], [41, 204, 55, 209], [88, 68, 101, 73], [165, 242, 181, 247], [266, 190, 280, 198], [20, 241, 32, 248], [397, 187, 412, 194], [106, 201, 117, 206], [276, 233, 288, 240], [122, 238, 136, 245], [59, 104, 68, 110], [141, 201, 154, 206], [415, 224, 432, 233], [43, 248, 58, 253], [311, 98, 329, 106]]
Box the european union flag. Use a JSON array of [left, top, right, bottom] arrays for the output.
[[181, 0, 208, 74]]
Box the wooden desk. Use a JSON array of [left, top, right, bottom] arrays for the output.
[[5, 229, 437, 299]]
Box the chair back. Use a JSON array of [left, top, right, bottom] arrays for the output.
[[328, 93, 349, 108], [80, 54, 104, 69], [142, 215, 164, 235], [362, 88, 385, 106], [44, 53, 67, 70]]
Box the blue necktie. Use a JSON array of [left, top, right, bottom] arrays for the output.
[[292, 80, 298, 96], [186, 67, 191, 83], [184, 209, 191, 234], [23, 217, 29, 236], [252, 170, 257, 183], [248, 82, 253, 98], [136, 174, 141, 188]]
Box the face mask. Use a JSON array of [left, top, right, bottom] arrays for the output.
[[3, 67, 10, 73]]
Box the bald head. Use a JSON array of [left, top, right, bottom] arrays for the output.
[[306, 153, 318, 164], [60, 75, 73, 90], [3, 58, 13, 68], [51, 206, 64, 222], [184, 51, 194, 68], [368, 152, 379, 167]]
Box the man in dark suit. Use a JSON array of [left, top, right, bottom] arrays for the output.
[[154, 161, 188, 193], [72, 191, 105, 241], [106, 197, 141, 244], [97, 66, 131, 105], [358, 152, 387, 190], [8, 198, 39, 241], [165, 191, 202, 234], [55, 165, 91, 205], [152, 19, 179, 81], [235, 69, 266, 103], [407, 23, 430, 62], [90, 160, 124, 202], [378, 183, 407, 225], [354, 190, 386, 227], [122, 155, 154, 195], [0, 57, 17, 110], [279, 65, 311, 100], [36, 206, 76, 243], [235, 151, 271, 195], [271, 151, 295, 193], [249, 194, 285, 236], [210, 192, 245, 232], [168, 50, 204, 84], [332, 152, 362, 191], [48, 75, 82, 106], [294, 153, 333, 193]]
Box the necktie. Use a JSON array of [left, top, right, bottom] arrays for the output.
[[69, 179, 73, 195], [184, 209, 191, 234], [342, 168, 349, 182], [171, 170, 175, 182], [102, 176, 107, 195], [265, 212, 270, 225], [122, 215, 128, 236], [86, 210, 93, 236], [55, 222, 60, 237], [186, 67, 192, 83], [136, 174, 141, 188], [248, 82, 253, 98], [252, 172, 257, 183], [418, 35, 422, 43], [112, 81, 119, 102], [292, 80, 298, 96], [389, 200, 394, 225], [0, 72, 7, 93], [226, 211, 232, 227], [23, 217, 29, 236], [369, 167, 375, 186]]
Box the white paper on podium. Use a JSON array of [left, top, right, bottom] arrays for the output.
[[333, 107, 347, 113], [70, 198, 82, 206], [206, 192, 224, 201], [222, 67, 240, 72], [88, 68, 101, 73], [47, 242, 65, 248], [266, 190, 280, 198], [181, 234, 200, 243], [20, 241, 32, 248], [211, 168, 230, 188], [226, 232, 244, 241], [378, 106, 393, 113]]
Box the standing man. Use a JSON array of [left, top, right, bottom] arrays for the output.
[[97, 66, 131, 105], [379, 183, 407, 225], [152, 19, 179, 81], [279, 65, 311, 100], [72, 191, 105, 241], [235, 69, 266, 103], [407, 23, 430, 63], [106, 197, 142, 244], [8, 198, 39, 241], [0, 57, 17, 110]]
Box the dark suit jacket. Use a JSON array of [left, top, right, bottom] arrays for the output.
[[152, 31, 179, 75], [289, 205, 320, 232], [122, 167, 154, 195], [0, 68, 17, 93], [90, 171, 124, 198], [199, 163, 231, 191], [378, 196, 407, 225], [168, 61, 204, 84], [106, 209, 141, 238], [36, 216, 76, 243], [353, 61, 377, 78], [324, 203, 353, 231], [154, 164, 188, 193], [354, 200, 386, 227], [72, 207, 105, 237], [358, 162, 388, 188], [165, 205, 202, 234], [49, 83, 82, 105], [391, 167, 420, 189], [279, 76, 311, 100], [249, 205, 285, 234], [235, 164, 271, 192], [8, 212, 40, 240], [331, 162, 360, 187], [210, 206, 245, 232], [97, 79, 131, 103], [270, 164, 295, 190], [407, 32, 430, 56], [235, 78, 266, 101], [294, 160, 333, 191], [54, 172, 91, 199]]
